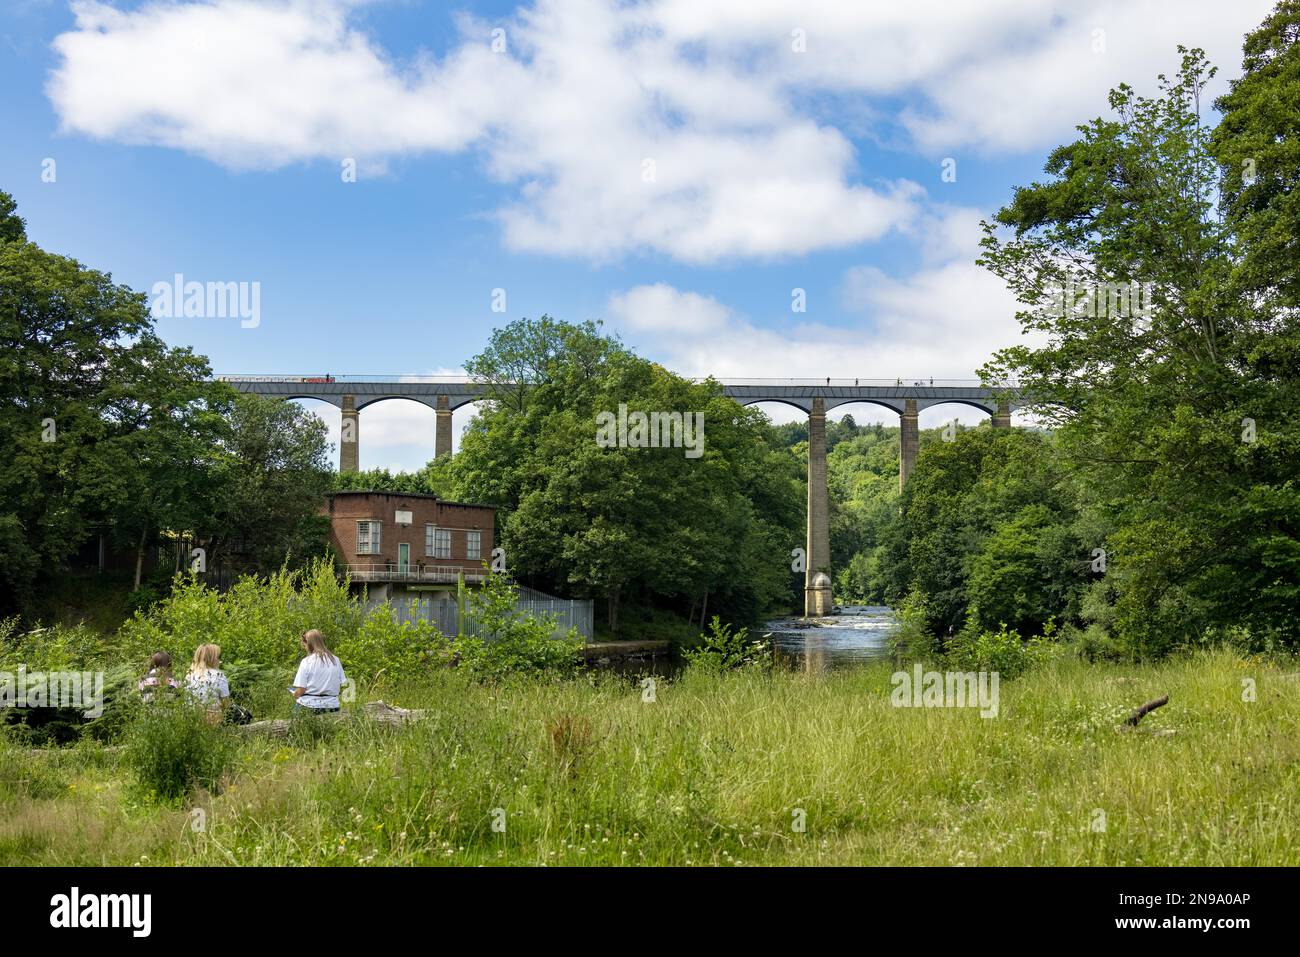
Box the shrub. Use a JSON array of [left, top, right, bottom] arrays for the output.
[[124, 699, 236, 804], [1068, 622, 1127, 662], [944, 620, 1051, 680], [125, 585, 163, 617], [117, 559, 360, 670], [0, 621, 111, 670], [683, 616, 771, 673], [222, 661, 289, 721], [0, 637, 135, 746], [887, 588, 941, 660], [335, 605, 452, 684], [456, 571, 582, 681]]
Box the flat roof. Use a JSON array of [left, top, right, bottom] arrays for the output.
[[326, 490, 496, 511]]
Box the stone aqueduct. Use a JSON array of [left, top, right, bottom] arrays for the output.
[[220, 376, 1025, 616]]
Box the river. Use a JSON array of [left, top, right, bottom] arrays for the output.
[[764, 604, 898, 671]]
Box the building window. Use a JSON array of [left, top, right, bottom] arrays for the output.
[[424, 524, 435, 557], [467, 531, 481, 561], [434, 528, 452, 559], [356, 521, 381, 555]]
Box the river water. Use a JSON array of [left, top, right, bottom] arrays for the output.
[[764, 605, 898, 672]]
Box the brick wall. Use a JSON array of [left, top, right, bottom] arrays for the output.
[[323, 492, 494, 570]]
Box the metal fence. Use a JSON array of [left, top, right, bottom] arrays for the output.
[[383, 587, 594, 643], [344, 563, 488, 585]]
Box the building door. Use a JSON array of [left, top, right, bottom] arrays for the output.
[[398, 542, 410, 575]]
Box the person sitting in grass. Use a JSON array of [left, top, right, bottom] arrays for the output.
[[184, 643, 231, 725], [291, 629, 346, 715], [138, 651, 179, 703]]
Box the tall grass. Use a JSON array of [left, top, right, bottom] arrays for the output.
[[2, 651, 1297, 865], [123, 701, 236, 805]]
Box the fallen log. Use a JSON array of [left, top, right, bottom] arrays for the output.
[[1123, 694, 1169, 728], [241, 700, 425, 737]]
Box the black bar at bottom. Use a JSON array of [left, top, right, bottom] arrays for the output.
[[3, 866, 1279, 941]]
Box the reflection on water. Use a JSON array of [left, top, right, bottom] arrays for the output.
[[588, 605, 900, 679], [765, 605, 898, 673]]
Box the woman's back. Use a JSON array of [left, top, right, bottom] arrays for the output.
[[293, 653, 345, 709], [184, 668, 229, 707]]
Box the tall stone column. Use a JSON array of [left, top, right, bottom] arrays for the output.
[[992, 397, 1011, 428], [340, 394, 359, 473], [899, 399, 919, 490], [805, 398, 833, 616], [435, 395, 452, 458]]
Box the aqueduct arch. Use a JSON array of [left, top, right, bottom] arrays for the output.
[[222, 376, 1023, 616]]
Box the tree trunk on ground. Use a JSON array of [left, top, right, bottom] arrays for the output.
[[1125, 695, 1170, 727]]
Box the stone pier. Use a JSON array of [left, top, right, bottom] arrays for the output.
[[899, 398, 919, 490], [992, 397, 1011, 428], [340, 394, 359, 473], [805, 397, 833, 616], [435, 395, 452, 458]]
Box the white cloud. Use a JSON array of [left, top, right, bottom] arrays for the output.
[[49, 0, 1272, 268], [605, 205, 1032, 426], [52, 0, 1269, 264], [49, 0, 924, 262], [606, 282, 733, 334], [649, 0, 1271, 153]]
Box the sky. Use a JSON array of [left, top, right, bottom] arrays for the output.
[[0, 0, 1275, 470]]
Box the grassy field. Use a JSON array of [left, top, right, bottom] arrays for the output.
[[2, 650, 1298, 866]]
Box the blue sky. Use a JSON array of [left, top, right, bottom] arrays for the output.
[[0, 0, 1273, 469]]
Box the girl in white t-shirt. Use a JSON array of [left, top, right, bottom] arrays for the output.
[[184, 643, 231, 724], [292, 630, 346, 713]]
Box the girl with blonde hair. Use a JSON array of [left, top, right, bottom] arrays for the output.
[[291, 629, 347, 714], [184, 643, 231, 724]]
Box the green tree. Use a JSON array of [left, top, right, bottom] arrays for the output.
[[827, 424, 901, 603], [0, 191, 230, 607], [978, 46, 1300, 655], [449, 317, 802, 631], [206, 394, 332, 575], [882, 429, 1086, 642], [1212, 1, 1300, 311]]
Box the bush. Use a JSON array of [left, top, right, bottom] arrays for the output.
[[336, 605, 452, 684], [0, 631, 136, 745], [124, 700, 236, 804], [683, 616, 771, 673], [456, 571, 582, 681], [886, 588, 940, 660], [1068, 622, 1126, 662], [944, 620, 1052, 681], [125, 585, 163, 617], [116, 559, 456, 688], [0, 621, 111, 670], [117, 558, 360, 670], [222, 661, 289, 721]]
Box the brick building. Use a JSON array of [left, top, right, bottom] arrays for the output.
[[322, 491, 495, 603]]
